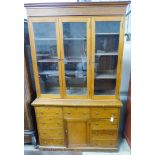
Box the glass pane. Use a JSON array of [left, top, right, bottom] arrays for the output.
[[33, 22, 60, 94], [94, 21, 120, 96], [63, 22, 87, 96]]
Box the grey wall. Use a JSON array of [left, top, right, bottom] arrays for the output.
[[119, 3, 131, 140], [120, 3, 131, 101]]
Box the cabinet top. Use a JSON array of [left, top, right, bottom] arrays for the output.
[[24, 1, 130, 8], [32, 98, 122, 107], [25, 1, 130, 17]]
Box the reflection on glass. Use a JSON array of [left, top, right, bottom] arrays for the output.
[[94, 21, 120, 95], [63, 22, 87, 95], [33, 22, 60, 94]]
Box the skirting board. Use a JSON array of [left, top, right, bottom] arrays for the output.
[[38, 146, 118, 152]]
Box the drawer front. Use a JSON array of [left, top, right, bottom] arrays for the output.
[[91, 108, 119, 119], [91, 139, 118, 147], [90, 119, 118, 130], [91, 130, 118, 140], [64, 107, 90, 119], [37, 118, 63, 129], [35, 107, 63, 118], [39, 128, 64, 139], [40, 138, 64, 146]]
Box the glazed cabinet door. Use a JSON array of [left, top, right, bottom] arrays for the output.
[[92, 17, 124, 99], [28, 18, 63, 98], [59, 17, 91, 98]]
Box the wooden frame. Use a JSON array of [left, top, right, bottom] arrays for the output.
[[28, 16, 125, 100], [91, 16, 125, 100], [28, 17, 63, 98], [59, 17, 91, 99]]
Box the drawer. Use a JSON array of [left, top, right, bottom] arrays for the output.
[[91, 108, 119, 119], [64, 107, 90, 119], [91, 139, 118, 147], [90, 119, 118, 130], [39, 128, 64, 139], [35, 107, 63, 118], [37, 118, 63, 129], [91, 130, 118, 140], [40, 138, 64, 146]]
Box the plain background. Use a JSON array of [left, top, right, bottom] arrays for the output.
[[0, 0, 155, 155]]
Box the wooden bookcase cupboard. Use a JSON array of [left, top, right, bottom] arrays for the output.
[[25, 1, 129, 151]]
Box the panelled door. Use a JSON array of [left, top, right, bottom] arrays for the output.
[[65, 119, 89, 147], [59, 17, 91, 99], [91, 17, 124, 99], [28, 17, 63, 98]]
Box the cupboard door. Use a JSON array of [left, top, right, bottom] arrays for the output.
[[92, 17, 124, 99], [65, 119, 89, 147], [28, 18, 63, 98], [59, 17, 91, 98]]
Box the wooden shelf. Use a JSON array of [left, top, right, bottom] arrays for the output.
[[64, 38, 86, 40], [37, 54, 50, 56], [39, 70, 86, 77], [35, 38, 56, 41], [37, 59, 58, 62], [95, 73, 116, 79], [94, 90, 115, 96], [96, 33, 119, 35], [96, 51, 118, 56], [65, 70, 86, 77], [65, 57, 87, 63], [41, 87, 60, 94], [39, 70, 58, 76], [66, 87, 86, 95]]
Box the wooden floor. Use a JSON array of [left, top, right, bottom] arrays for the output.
[[24, 139, 130, 155]]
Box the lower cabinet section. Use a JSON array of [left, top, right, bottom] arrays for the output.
[[35, 106, 120, 149]]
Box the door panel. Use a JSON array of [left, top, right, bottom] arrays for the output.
[[92, 17, 123, 99], [28, 18, 62, 98], [66, 119, 89, 147], [59, 17, 91, 98]]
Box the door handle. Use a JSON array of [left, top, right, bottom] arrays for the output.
[[110, 114, 114, 123]]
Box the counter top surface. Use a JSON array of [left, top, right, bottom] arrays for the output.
[[32, 98, 122, 107]]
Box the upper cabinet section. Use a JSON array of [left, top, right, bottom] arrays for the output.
[[26, 2, 129, 99]]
